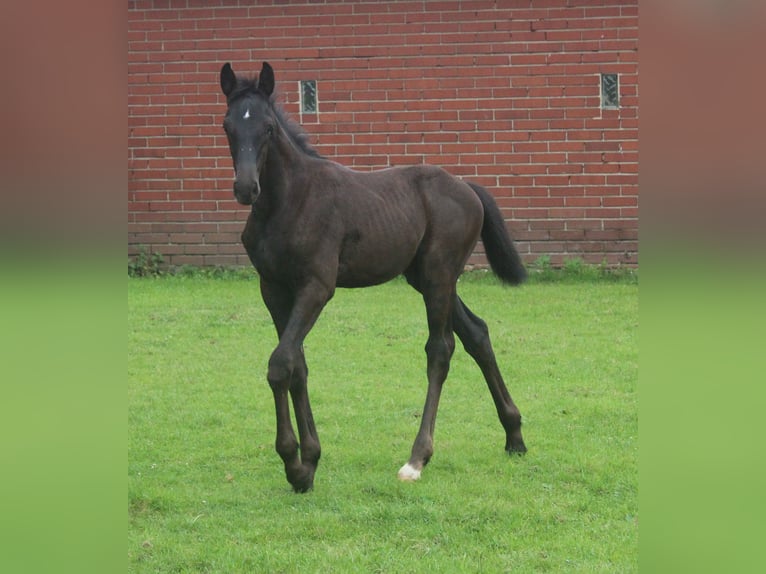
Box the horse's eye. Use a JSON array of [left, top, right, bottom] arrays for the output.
[[266, 125, 274, 137]]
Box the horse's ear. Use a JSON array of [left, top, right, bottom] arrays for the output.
[[220, 63, 236, 98], [258, 62, 275, 97]]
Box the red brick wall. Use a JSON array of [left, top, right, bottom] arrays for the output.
[[128, 0, 638, 269]]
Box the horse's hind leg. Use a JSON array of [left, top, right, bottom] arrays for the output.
[[452, 295, 526, 454], [398, 276, 456, 481]]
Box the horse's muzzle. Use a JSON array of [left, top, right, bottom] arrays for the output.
[[233, 178, 260, 205], [233, 151, 265, 205]]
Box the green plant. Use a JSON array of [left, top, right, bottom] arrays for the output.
[[179, 265, 258, 280], [528, 254, 557, 282], [563, 256, 586, 275], [525, 256, 637, 284], [128, 247, 164, 277], [532, 254, 552, 270]]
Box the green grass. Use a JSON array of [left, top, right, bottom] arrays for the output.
[[129, 272, 637, 572]]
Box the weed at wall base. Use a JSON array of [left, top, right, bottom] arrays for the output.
[[128, 247, 164, 277]]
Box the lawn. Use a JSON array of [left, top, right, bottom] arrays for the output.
[[129, 271, 637, 572]]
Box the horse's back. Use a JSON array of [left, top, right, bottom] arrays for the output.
[[324, 163, 482, 287], [341, 164, 482, 224], [334, 163, 483, 284]]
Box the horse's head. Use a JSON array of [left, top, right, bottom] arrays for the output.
[[219, 62, 277, 205]]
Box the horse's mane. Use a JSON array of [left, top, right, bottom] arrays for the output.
[[228, 77, 322, 159]]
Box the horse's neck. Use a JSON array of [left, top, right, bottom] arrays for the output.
[[259, 144, 308, 210]]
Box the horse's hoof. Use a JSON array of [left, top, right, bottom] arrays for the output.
[[288, 467, 315, 493], [290, 477, 314, 493], [397, 463, 422, 481], [292, 483, 313, 493], [506, 442, 527, 456]]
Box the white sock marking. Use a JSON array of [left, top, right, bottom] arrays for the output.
[[397, 463, 422, 481]]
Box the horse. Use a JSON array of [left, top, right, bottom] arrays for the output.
[[218, 61, 527, 492]]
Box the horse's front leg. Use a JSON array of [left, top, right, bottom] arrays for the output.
[[261, 279, 332, 492]]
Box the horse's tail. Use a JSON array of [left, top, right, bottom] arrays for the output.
[[468, 182, 527, 286]]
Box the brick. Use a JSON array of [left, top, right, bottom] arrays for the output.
[[128, 0, 638, 268]]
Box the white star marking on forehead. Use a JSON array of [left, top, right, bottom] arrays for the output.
[[243, 108, 250, 119]]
